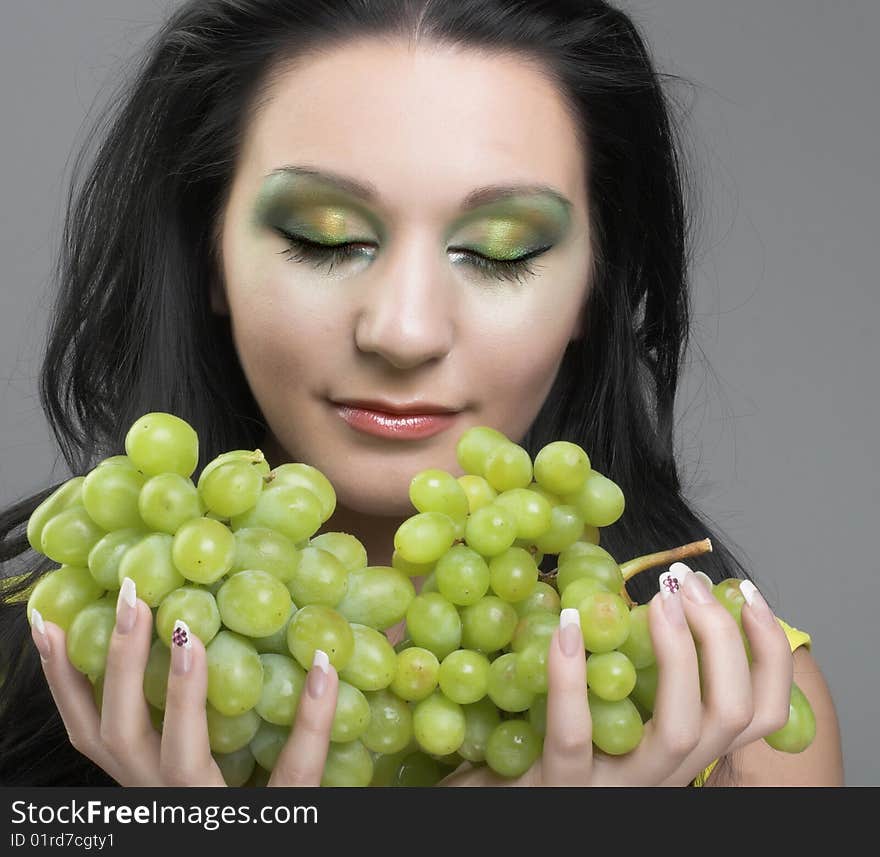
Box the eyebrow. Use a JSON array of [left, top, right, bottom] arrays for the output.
[[265, 165, 573, 213]]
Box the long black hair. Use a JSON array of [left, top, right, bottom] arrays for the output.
[[1, 0, 751, 785]]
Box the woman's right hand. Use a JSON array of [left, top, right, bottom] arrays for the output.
[[29, 577, 339, 786]]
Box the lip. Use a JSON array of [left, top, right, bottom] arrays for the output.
[[333, 398, 461, 415], [333, 403, 461, 439]]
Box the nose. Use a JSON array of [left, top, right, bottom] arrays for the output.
[[354, 232, 456, 370]]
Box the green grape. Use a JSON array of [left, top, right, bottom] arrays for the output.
[[764, 682, 816, 753], [494, 488, 553, 541], [409, 469, 470, 521], [561, 469, 625, 528], [321, 740, 374, 787], [250, 721, 290, 771], [286, 546, 349, 608], [391, 550, 435, 578], [255, 653, 306, 725], [40, 506, 107, 567], [556, 553, 624, 596], [231, 527, 300, 583], [170, 517, 236, 585], [205, 630, 263, 716], [331, 681, 371, 743], [528, 694, 548, 737], [560, 576, 608, 610], [418, 572, 438, 593], [125, 412, 199, 478], [458, 697, 502, 763], [143, 638, 171, 710], [335, 566, 415, 630], [251, 604, 297, 655], [515, 641, 551, 694], [82, 464, 147, 531], [630, 662, 658, 715], [460, 595, 518, 653], [438, 649, 490, 704], [138, 473, 203, 535], [361, 689, 413, 754], [393, 512, 457, 565], [66, 598, 116, 678], [577, 591, 631, 653], [88, 528, 146, 590], [310, 532, 368, 573], [586, 651, 637, 701], [213, 746, 256, 787], [370, 748, 413, 787], [434, 544, 490, 606], [205, 703, 261, 754], [485, 720, 541, 778], [389, 751, 444, 787], [265, 462, 337, 523], [455, 426, 508, 477], [514, 581, 561, 617], [338, 623, 397, 691], [97, 455, 139, 470], [217, 569, 293, 638], [510, 611, 558, 653], [244, 765, 271, 788], [588, 691, 643, 755], [156, 587, 221, 647], [487, 652, 534, 712], [26, 565, 104, 633], [615, 604, 655, 668], [198, 450, 269, 486], [230, 484, 323, 544], [117, 533, 184, 607], [27, 477, 86, 555], [483, 442, 533, 493], [286, 604, 355, 671], [463, 504, 517, 558], [405, 593, 461, 660], [488, 547, 538, 603], [389, 646, 440, 702], [456, 474, 497, 514], [412, 692, 466, 756], [558, 540, 616, 567], [533, 440, 591, 496], [525, 481, 561, 507], [532, 504, 583, 554], [712, 578, 752, 661], [198, 460, 264, 518], [512, 540, 545, 567]]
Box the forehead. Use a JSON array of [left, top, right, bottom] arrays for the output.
[[239, 39, 588, 220]]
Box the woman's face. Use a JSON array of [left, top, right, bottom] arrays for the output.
[[214, 39, 593, 516]]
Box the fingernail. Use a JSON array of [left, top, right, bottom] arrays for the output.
[[171, 619, 192, 675], [559, 607, 582, 656], [116, 577, 137, 634], [695, 571, 714, 591], [740, 580, 776, 626], [680, 564, 713, 605], [658, 570, 687, 626], [307, 649, 329, 698], [30, 608, 51, 660]]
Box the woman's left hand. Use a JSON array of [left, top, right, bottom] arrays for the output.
[[439, 566, 794, 786]]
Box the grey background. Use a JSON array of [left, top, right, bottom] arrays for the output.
[[1, 1, 876, 785]]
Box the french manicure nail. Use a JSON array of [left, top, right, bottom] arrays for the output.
[[307, 649, 329, 698], [116, 577, 137, 635], [695, 571, 714, 591], [559, 607, 582, 656], [658, 571, 687, 626], [30, 608, 51, 660], [740, 580, 776, 626], [681, 565, 713, 605], [170, 619, 192, 675]]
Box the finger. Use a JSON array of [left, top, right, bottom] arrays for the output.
[[598, 582, 703, 785], [726, 581, 794, 750], [160, 620, 225, 786], [269, 649, 338, 787], [99, 578, 162, 784], [29, 609, 123, 781], [541, 607, 592, 785], [660, 565, 755, 784]]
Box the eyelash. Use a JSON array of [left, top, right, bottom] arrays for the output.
[[276, 229, 548, 284]]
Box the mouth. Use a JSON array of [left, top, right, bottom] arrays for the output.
[[331, 398, 462, 416], [330, 401, 462, 440]]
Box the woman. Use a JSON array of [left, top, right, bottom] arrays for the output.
[[0, 0, 843, 786]]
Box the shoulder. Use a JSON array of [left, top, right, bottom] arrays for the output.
[[705, 646, 844, 786]]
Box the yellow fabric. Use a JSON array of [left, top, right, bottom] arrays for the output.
[[691, 617, 811, 787]]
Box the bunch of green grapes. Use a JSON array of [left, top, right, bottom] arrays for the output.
[[23, 414, 814, 788]]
